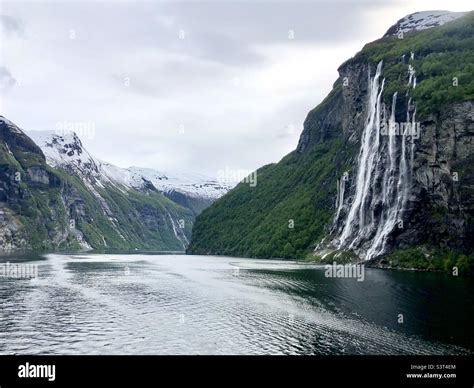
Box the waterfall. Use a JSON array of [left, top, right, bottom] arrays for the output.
[[338, 60, 385, 249], [334, 60, 415, 260], [382, 91, 398, 208], [167, 212, 188, 249], [408, 63, 416, 89], [410, 107, 416, 177]]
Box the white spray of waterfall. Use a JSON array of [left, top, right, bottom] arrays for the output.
[[408, 65, 416, 89], [398, 112, 408, 210], [410, 107, 416, 173], [365, 92, 414, 259], [383, 92, 398, 204], [335, 59, 415, 260], [399, 97, 416, 212], [365, 92, 400, 259], [338, 60, 384, 248], [360, 75, 385, 238], [407, 105, 417, 198], [410, 52, 416, 88], [167, 213, 188, 249]]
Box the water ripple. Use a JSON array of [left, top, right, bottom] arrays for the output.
[[0, 254, 472, 355]]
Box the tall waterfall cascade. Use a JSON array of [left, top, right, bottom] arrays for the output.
[[331, 60, 417, 260]]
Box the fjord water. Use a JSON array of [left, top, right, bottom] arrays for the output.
[[0, 253, 473, 355]]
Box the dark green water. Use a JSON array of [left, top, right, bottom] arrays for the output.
[[0, 253, 472, 354]]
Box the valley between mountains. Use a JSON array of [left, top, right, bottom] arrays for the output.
[[1, 10, 473, 274], [0, 117, 231, 251]]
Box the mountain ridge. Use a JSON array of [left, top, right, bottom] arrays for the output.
[[383, 10, 467, 37], [0, 117, 229, 251], [27, 129, 231, 201], [187, 11, 474, 273]]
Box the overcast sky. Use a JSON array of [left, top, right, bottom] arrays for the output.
[[0, 0, 471, 178]]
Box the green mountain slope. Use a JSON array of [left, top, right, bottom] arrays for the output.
[[188, 12, 474, 268], [0, 117, 193, 251], [189, 87, 353, 259]]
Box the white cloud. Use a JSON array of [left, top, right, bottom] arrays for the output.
[[1, 0, 471, 177]]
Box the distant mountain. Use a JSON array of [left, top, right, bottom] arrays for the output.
[[28, 130, 230, 214], [188, 11, 474, 273], [0, 118, 229, 251]]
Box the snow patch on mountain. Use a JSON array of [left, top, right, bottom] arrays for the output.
[[27, 130, 231, 200], [0, 117, 24, 135], [384, 10, 467, 37], [27, 130, 102, 179], [126, 166, 231, 200]]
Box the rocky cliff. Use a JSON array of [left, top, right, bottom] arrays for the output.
[[188, 11, 474, 272], [0, 117, 225, 251], [0, 116, 76, 249]]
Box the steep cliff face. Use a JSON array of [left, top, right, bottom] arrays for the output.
[[395, 101, 473, 252], [188, 11, 474, 269], [0, 117, 197, 251], [0, 117, 71, 249], [321, 12, 474, 261]]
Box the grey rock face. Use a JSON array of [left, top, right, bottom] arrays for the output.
[[296, 86, 344, 153], [296, 60, 371, 153], [25, 166, 50, 186], [0, 116, 200, 251], [404, 101, 474, 252], [304, 58, 473, 258]]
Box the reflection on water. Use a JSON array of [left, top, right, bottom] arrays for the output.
[[0, 253, 472, 355]]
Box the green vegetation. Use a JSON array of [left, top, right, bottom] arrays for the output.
[[347, 11, 474, 115], [12, 167, 194, 251], [0, 122, 194, 252], [48, 169, 194, 251], [188, 12, 474, 266], [382, 246, 474, 275], [311, 250, 360, 264], [189, 134, 356, 259]]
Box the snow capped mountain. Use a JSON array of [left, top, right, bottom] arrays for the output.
[[27, 130, 231, 200], [384, 10, 467, 37], [27, 130, 102, 180], [1, 117, 199, 251], [0, 116, 26, 135], [125, 167, 231, 200]]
